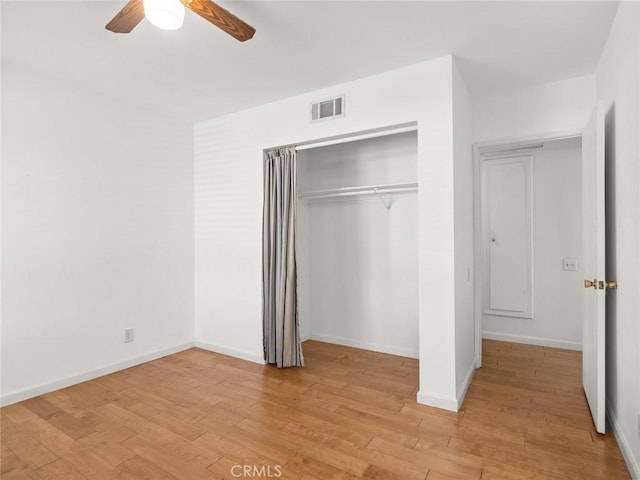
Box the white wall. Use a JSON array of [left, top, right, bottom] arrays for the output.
[[1, 63, 195, 405], [596, 1, 640, 475], [195, 57, 474, 410], [473, 75, 596, 143], [452, 61, 476, 401], [297, 132, 418, 358], [482, 138, 583, 349]]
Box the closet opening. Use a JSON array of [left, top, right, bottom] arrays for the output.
[[295, 129, 419, 366]]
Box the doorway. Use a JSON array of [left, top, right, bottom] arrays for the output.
[[474, 135, 584, 363]]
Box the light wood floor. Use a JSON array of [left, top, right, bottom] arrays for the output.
[[1, 340, 630, 479]]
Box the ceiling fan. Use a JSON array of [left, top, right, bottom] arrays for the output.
[[106, 0, 255, 41]]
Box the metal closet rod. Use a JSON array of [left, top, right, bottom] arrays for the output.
[[298, 182, 418, 200]]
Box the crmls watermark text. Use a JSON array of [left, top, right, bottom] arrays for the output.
[[230, 464, 282, 478]]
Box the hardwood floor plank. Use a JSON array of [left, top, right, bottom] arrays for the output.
[[448, 437, 571, 480], [360, 463, 426, 480], [1, 442, 27, 475], [121, 435, 219, 480], [0, 340, 631, 479], [262, 397, 417, 448], [2, 404, 39, 424], [35, 459, 89, 480], [1, 466, 42, 480], [115, 455, 179, 480], [21, 398, 62, 421], [281, 410, 373, 447], [16, 418, 76, 458], [194, 431, 277, 466], [401, 402, 463, 423], [334, 404, 421, 437], [124, 402, 207, 441], [193, 401, 247, 430], [46, 412, 96, 441], [222, 419, 298, 465], [425, 471, 461, 480], [0, 425, 58, 470], [238, 417, 369, 476], [96, 403, 222, 466], [59, 446, 119, 480], [272, 368, 350, 390], [368, 436, 483, 480], [124, 387, 209, 424], [59, 381, 118, 409], [285, 453, 358, 480], [312, 382, 407, 412], [92, 424, 138, 444], [340, 441, 428, 480], [78, 431, 137, 467]]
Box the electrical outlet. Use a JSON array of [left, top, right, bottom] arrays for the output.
[[562, 257, 579, 271], [124, 328, 134, 343]]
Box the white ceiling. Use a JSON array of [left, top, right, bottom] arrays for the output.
[[2, 1, 619, 122]]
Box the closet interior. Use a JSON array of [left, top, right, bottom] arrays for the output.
[[296, 130, 419, 358]]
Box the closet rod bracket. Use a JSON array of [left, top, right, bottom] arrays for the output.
[[373, 187, 393, 210]]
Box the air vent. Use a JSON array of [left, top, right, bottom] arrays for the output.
[[311, 95, 345, 122]]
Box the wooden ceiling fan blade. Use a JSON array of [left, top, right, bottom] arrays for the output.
[[106, 0, 145, 33], [181, 0, 255, 41]]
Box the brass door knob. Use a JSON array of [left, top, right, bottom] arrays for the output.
[[584, 279, 598, 289], [584, 279, 617, 289]]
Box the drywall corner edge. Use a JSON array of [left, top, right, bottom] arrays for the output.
[[0, 342, 195, 407], [456, 358, 476, 409]]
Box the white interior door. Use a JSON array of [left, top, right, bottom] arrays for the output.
[[582, 101, 606, 434], [482, 156, 533, 319]]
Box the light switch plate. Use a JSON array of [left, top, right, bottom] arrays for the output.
[[563, 258, 578, 271]]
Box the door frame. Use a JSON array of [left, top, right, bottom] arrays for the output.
[[472, 129, 584, 368]]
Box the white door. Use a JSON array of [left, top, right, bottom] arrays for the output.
[[482, 156, 533, 319], [582, 102, 607, 434]]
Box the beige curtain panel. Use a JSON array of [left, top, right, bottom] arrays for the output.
[[262, 147, 304, 368]]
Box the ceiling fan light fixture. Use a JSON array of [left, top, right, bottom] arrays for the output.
[[143, 0, 185, 30]]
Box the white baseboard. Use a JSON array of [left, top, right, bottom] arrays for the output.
[[456, 359, 477, 409], [416, 390, 458, 412], [0, 342, 195, 407], [482, 331, 582, 351], [195, 341, 265, 365], [308, 333, 419, 359], [607, 402, 640, 479]]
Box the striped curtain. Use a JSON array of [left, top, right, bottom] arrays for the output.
[[262, 147, 304, 367]]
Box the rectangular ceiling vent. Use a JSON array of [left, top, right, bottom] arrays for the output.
[[311, 95, 345, 123]]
